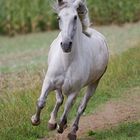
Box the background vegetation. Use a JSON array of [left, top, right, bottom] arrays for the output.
[[0, 0, 140, 35]]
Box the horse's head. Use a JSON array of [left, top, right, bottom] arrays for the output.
[[56, 0, 80, 53]]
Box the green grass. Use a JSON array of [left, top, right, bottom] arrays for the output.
[[0, 45, 140, 140], [0, 88, 57, 140], [88, 122, 140, 140]]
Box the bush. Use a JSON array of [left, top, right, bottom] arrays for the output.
[[0, 0, 140, 35], [0, 0, 54, 35], [88, 0, 140, 25]]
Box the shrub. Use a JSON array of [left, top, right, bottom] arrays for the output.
[[88, 0, 140, 25]]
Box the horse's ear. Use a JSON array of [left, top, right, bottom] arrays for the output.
[[58, 0, 64, 6]]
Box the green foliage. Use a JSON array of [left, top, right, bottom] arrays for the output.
[[0, 0, 56, 35], [0, 0, 140, 34], [88, 0, 140, 25]]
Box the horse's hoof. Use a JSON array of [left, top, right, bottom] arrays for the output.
[[57, 124, 63, 133], [31, 115, 40, 126], [67, 133, 77, 140], [48, 122, 57, 130], [57, 124, 67, 134]]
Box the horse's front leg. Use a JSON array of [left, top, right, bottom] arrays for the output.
[[31, 76, 53, 126], [48, 89, 64, 130], [68, 81, 99, 140], [57, 92, 77, 133]]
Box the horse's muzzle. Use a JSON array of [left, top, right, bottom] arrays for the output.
[[61, 41, 72, 53]]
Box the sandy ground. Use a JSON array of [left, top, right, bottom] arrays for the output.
[[43, 87, 140, 140]]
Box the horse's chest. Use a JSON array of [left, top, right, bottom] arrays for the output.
[[50, 73, 79, 94], [62, 76, 81, 94], [48, 52, 91, 93]]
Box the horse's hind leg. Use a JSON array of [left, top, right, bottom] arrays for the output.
[[68, 80, 99, 140], [31, 76, 53, 126], [48, 89, 64, 130]]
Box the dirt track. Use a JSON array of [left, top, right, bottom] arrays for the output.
[[43, 87, 140, 140]]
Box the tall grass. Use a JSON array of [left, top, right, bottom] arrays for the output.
[[0, 46, 140, 140], [0, 0, 140, 35]]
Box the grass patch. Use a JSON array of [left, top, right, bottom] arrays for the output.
[[0, 0, 140, 34], [0, 46, 139, 140], [0, 89, 56, 140], [88, 122, 140, 140], [0, 31, 58, 73]]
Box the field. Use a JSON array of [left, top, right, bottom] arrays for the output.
[[0, 22, 140, 140]]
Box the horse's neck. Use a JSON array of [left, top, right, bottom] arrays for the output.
[[71, 18, 83, 55]]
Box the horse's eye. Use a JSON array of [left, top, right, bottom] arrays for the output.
[[74, 15, 77, 20], [57, 16, 60, 21]]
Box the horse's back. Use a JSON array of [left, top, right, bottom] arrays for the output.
[[89, 28, 106, 40], [87, 27, 108, 61]]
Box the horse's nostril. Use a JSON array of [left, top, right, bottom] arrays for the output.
[[60, 42, 63, 46], [69, 42, 72, 46]]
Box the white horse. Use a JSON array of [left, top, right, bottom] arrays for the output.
[[31, 0, 109, 139]]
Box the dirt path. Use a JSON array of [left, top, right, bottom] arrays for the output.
[[43, 87, 140, 140]]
